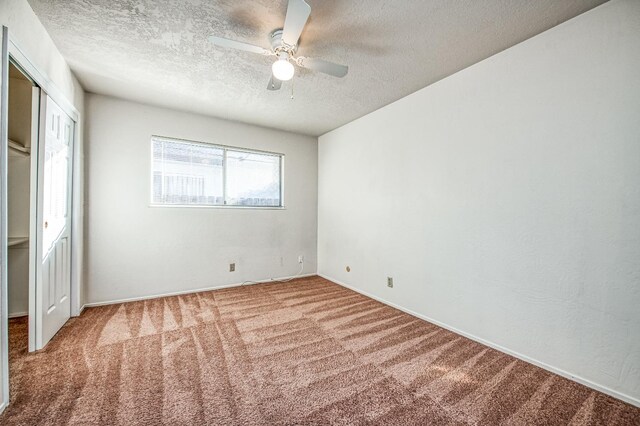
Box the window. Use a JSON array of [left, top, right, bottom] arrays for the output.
[[151, 136, 283, 207]]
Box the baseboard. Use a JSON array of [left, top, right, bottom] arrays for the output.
[[0, 399, 7, 415], [318, 273, 640, 408], [83, 272, 318, 308], [8, 311, 27, 319]]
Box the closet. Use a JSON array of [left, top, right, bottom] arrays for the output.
[[7, 63, 35, 319]]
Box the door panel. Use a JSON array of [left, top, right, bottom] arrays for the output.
[[35, 94, 73, 349]]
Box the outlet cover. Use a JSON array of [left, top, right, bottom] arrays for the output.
[[230, 263, 236, 272], [387, 277, 393, 288]]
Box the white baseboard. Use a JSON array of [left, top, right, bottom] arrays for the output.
[[318, 273, 640, 408], [83, 273, 318, 308], [8, 311, 27, 319], [0, 399, 7, 415]]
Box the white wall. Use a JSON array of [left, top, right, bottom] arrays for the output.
[[318, 0, 640, 406], [1, 0, 85, 412], [84, 94, 317, 304]]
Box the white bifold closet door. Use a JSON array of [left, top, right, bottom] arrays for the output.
[[35, 94, 73, 349]]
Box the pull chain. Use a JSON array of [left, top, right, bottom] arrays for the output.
[[290, 78, 295, 100]]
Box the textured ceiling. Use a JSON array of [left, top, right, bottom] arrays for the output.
[[27, 0, 607, 136]]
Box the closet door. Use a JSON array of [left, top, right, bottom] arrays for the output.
[[34, 94, 73, 349]]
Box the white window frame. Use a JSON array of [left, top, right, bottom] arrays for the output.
[[149, 135, 285, 209]]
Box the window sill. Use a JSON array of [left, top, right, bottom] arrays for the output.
[[148, 204, 286, 210]]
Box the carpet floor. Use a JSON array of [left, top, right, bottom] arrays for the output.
[[0, 276, 638, 425]]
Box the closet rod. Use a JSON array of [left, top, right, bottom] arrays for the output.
[[8, 138, 29, 156]]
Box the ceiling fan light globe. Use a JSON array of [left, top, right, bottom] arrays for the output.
[[272, 59, 295, 81]]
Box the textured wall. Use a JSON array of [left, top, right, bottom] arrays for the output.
[[318, 0, 640, 405], [84, 94, 318, 304]]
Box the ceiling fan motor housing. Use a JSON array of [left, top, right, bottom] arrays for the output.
[[270, 29, 297, 55]]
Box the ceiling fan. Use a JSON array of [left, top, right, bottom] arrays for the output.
[[209, 0, 349, 91]]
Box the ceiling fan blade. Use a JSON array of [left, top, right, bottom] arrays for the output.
[[282, 0, 311, 46], [209, 36, 271, 55], [267, 76, 282, 91], [298, 57, 349, 78]]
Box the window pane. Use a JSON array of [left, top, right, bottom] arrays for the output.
[[226, 150, 281, 206], [152, 138, 223, 205]]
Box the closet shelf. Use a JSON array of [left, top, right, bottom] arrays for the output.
[[8, 139, 30, 157], [8, 237, 29, 247]]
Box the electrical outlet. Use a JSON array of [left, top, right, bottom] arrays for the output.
[[229, 263, 235, 272], [298, 255, 304, 264], [387, 277, 393, 288]]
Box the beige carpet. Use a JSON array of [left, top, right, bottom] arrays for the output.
[[1, 276, 638, 425]]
